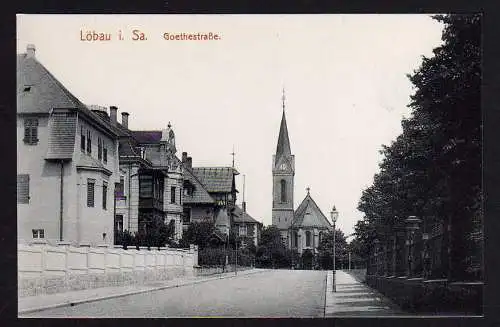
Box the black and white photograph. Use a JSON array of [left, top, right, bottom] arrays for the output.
[[16, 13, 482, 318]]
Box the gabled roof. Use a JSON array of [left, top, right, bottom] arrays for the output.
[[275, 110, 292, 158], [191, 167, 239, 193], [183, 168, 215, 204], [17, 52, 124, 139], [293, 192, 332, 229], [232, 205, 260, 224]]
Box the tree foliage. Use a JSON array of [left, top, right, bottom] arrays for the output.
[[354, 14, 481, 280]]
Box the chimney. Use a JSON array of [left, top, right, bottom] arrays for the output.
[[242, 201, 246, 213], [26, 44, 36, 58], [186, 157, 192, 169], [110, 106, 117, 125], [121, 112, 129, 129], [182, 152, 188, 164]]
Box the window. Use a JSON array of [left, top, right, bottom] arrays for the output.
[[171, 186, 176, 203], [280, 179, 287, 203], [87, 179, 95, 207], [239, 225, 247, 236], [17, 174, 30, 204], [23, 119, 39, 145], [103, 146, 107, 163], [114, 215, 123, 233], [183, 207, 191, 224], [102, 181, 108, 210], [306, 231, 311, 247], [32, 229, 44, 239], [23, 85, 31, 92], [294, 232, 298, 248], [115, 176, 125, 198], [98, 137, 102, 160], [179, 188, 182, 205], [80, 127, 86, 152], [86, 130, 92, 154], [139, 175, 152, 198]]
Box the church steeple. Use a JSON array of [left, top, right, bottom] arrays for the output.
[[276, 88, 291, 158]]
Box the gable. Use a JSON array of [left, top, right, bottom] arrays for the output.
[[294, 194, 332, 229]]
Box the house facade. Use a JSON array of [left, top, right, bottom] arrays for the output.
[[114, 114, 183, 242], [181, 152, 239, 237], [17, 45, 122, 246], [232, 203, 262, 247]]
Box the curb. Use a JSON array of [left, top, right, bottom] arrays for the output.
[[19, 269, 266, 315]]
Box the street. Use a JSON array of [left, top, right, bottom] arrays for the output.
[[22, 270, 327, 318]]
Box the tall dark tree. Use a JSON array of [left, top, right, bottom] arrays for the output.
[[356, 14, 481, 281]]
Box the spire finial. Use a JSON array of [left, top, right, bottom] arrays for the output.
[[168, 121, 171, 128], [230, 145, 236, 168], [282, 87, 286, 111], [306, 187, 310, 195]]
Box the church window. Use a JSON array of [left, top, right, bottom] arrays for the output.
[[306, 231, 311, 247], [280, 179, 287, 203]]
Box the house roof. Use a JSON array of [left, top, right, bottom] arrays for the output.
[[45, 110, 77, 160], [76, 153, 112, 176], [182, 168, 215, 204], [191, 167, 239, 193], [232, 205, 260, 224], [131, 131, 163, 144], [293, 192, 332, 229], [17, 52, 124, 139]]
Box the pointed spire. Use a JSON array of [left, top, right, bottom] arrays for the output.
[[276, 89, 291, 157]]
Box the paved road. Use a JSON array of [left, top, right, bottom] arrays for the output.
[[22, 270, 327, 318]]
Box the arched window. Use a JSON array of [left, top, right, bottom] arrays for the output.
[[306, 231, 311, 247], [280, 179, 287, 203]]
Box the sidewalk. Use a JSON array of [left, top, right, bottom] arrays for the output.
[[324, 270, 409, 317], [19, 268, 266, 315]]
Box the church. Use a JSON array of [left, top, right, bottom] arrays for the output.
[[271, 91, 333, 259]]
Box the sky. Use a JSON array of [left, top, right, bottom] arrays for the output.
[[17, 14, 444, 237]]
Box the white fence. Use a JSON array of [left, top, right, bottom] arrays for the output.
[[18, 242, 198, 297]]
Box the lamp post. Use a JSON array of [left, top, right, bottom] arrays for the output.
[[330, 206, 339, 292]]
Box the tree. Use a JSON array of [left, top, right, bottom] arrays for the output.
[[180, 221, 216, 250], [317, 229, 348, 269], [356, 14, 481, 281], [256, 226, 291, 268]]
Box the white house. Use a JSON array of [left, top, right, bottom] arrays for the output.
[[17, 44, 124, 246]]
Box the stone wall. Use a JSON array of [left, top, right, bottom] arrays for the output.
[[18, 242, 198, 297]]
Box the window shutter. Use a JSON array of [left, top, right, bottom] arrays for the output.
[[98, 138, 102, 160], [102, 181, 107, 210], [17, 174, 29, 203], [24, 126, 30, 144], [31, 126, 38, 143], [87, 179, 95, 207]]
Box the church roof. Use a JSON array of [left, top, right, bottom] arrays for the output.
[[191, 167, 239, 193], [275, 110, 292, 158], [293, 192, 332, 229]]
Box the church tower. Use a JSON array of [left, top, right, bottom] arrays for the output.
[[272, 89, 295, 238]]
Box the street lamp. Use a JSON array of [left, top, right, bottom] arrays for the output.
[[330, 205, 339, 292]]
